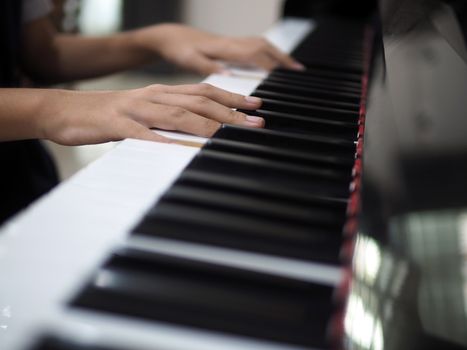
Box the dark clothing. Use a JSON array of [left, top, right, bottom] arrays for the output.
[[0, 141, 59, 223], [0, 0, 59, 225], [0, 0, 22, 86]]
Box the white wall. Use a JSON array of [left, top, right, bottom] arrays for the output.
[[79, 0, 122, 35], [182, 0, 285, 36]]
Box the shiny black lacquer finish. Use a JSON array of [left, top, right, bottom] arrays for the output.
[[342, 1, 467, 350], [69, 18, 367, 349]]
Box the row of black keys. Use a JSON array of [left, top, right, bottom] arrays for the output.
[[242, 18, 364, 141], [131, 19, 366, 262], [35, 246, 335, 349], [33, 19, 367, 350], [134, 125, 354, 263]]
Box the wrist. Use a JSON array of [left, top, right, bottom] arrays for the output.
[[130, 23, 173, 60], [107, 27, 159, 67], [34, 89, 72, 141]]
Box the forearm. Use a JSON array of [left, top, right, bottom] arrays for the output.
[[21, 18, 302, 83], [46, 32, 155, 81], [0, 84, 264, 145], [20, 18, 161, 83], [0, 88, 62, 141]]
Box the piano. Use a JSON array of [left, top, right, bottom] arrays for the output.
[[1, 0, 467, 349]]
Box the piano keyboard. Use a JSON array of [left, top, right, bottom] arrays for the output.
[[0, 17, 369, 350]]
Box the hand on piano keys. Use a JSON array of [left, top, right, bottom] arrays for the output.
[[16, 83, 264, 147], [4, 22, 304, 149], [133, 23, 305, 75]]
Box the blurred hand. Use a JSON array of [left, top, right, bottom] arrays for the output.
[[134, 24, 305, 75], [39, 83, 264, 145]]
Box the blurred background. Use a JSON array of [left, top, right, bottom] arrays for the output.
[[46, 0, 284, 180]]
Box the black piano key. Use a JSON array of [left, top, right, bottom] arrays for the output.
[[177, 169, 348, 212], [251, 90, 360, 112], [297, 51, 364, 63], [72, 249, 334, 348], [240, 109, 358, 140], [296, 48, 363, 59], [253, 90, 360, 112], [162, 184, 345, 229], [294, 46, 363, 59], [135, 199, 343, 263], [292, 43, 365, 64], [31, 337, 127, 350], [297, 59, 363, 75], [296, 36, 364, 52], [254, 81, 361, 104], [272, 67, 362, 83], [259, 98, 359, 121], [205, 138, 353, 170], [264, 73, 362, 94], [294, 35, 363, 52], [213, 125, 356, 158], [188, 150, 351, 197], [261, 76, 362, 95], [263, 78, 362, 99], [273, 67, 362, 84], [135, 202, 342, 263], [273, 64, 364, 76], [196, 149, 350, 180], [267, 70, 362, 90]]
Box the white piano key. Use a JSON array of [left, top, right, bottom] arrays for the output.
[[203, 73, 262, 96], [155, 130, 209, 146], [0, 139, 198, 350], [265, 17, 315, 54]]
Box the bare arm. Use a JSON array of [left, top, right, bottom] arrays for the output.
[[20, 19, 304, 83], [0, 84, 264, 145], [19, 18, 154, 83]]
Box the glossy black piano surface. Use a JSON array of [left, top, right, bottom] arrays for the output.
[[343, 0, 467, 349], [29, 0, 467, 349]]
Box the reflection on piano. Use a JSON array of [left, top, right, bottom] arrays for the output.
[[1, 1, 467, 350]]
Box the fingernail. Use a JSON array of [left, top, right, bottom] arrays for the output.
[[245, 115, 265, 126], [292, 62, 306, 71], [245, 96, 262, 105]]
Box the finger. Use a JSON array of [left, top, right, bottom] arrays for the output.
[[131, 102, 222, 137], [181, 52, 224, 75], [147, 93, 264, 128], [110, 118, 171, 143], [148, 83, 263, 110], [252, 52, 281, 71], [266, 44, 305, 71], [124, 91, 224, 137]]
